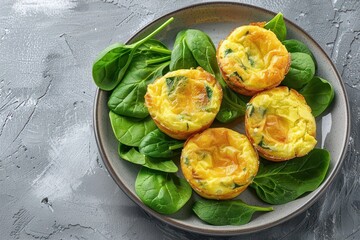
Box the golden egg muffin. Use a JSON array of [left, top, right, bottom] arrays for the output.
[[245, 86, 317, 161], [181, 128, 259, 200], [145, 68, 222, 140], [217, 25, 290, 96]]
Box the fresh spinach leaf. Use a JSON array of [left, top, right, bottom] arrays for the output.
[[299, 76, 335, 117], [135, 167, 192, 214], [109, 111, 157, 147], [216, 87, 248, 123], [264, 12, 287, 41], [92, 17, 173, 91], [108, 40, 171, 118], [169, 29, 247, 123], [281, 52, 315, 90], [282, 39, 317, 68], [139, 129, 184, 158], [118, 143, 146, 165], [250, 148, 330, 205], [193, 199, 273, 226], [169, 30, 198, 70], [118, 143, 178, 172], [183, 29, 220, 76], [92, 43, 132, 91]]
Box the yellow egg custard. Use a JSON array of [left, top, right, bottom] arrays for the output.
[[217, 25, 290, 96], [245, 86, 317, 161], [145, 68, 222, 140], [181, 128, 259, 200]]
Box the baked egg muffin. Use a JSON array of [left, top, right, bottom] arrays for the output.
[[145, 68, 222, 140], [217, 25, 290, 96], [245, 86, 317, 161], [181, 128, 259, 200]]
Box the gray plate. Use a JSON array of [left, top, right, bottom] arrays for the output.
[[93, 2, 350, 236]]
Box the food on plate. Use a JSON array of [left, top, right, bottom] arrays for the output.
[[92, 12, 336, 226], [135, 167, 192, 214], [245, 86, 317, 161], [92, 18, 174, 91], [299, 76, 334, 117], [217, 25, 290, 96], [181, 128, 259, 200], [281, 52, 315, 90], [250, 148, 330, 204], [169, 28, 248, 123], [145, 67, 223, 140]]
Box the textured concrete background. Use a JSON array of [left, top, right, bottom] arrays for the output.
[[0, 0, 359, 239]]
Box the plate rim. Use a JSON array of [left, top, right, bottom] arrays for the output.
[[93, 1, 351, 236]]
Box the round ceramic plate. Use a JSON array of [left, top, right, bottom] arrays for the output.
[[93, 2, 350, 236]]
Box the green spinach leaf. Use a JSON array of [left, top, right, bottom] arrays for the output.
[[264, 12, 287, 41], [109, 111, 157, 147], [118, 143, 178, 172], [282, 39, 317, 68], [108, 40, 171, 118], [299, 76, 335, 117], [183, 29, 220, 76], [92, 17, 173, 91], [139, 129, 184, 158], [216, 87, 248, 123], [135, 167, 192, 214], [250, 148, 330, 205], [193, 199, 273, 225], [118, 143, 146, 165], [169, 30, 198, 70], [169, 29, 247, 123], [92, 43, 132, 91], [281, 52, 315, 90]]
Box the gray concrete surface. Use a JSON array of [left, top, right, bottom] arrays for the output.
[[1, 0, 359, 239]]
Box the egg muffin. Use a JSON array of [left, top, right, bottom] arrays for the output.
[[245, 86, 317, 161], [181, 128, 259, 200], [145, 68, 222, 140], [217, 25, 290, 96]]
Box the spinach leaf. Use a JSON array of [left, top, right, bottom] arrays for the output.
[[299, 76, 335, 117], [264, 12, 287, 41], [282, 39, 317, 68], [108, 40, 171, 118], [281, 52, 315, 90], [92, 17, 173, 91], [183, 29, 220, 76], [135, 167, 192, 214], [118, 143, 146, 165], [109, 111, 157, 147], [139, 129, 184, 158], [165, 75, 188, 95], [216, 87, 248, 123], [250, 148, 330, 205], [169, 30, 198, 70], [92, 43, 132, 91], [118, 143, 178, 172], [205, 85, 213, 99], [193, 199, 273, 226], [169, 29, 247, 123]]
